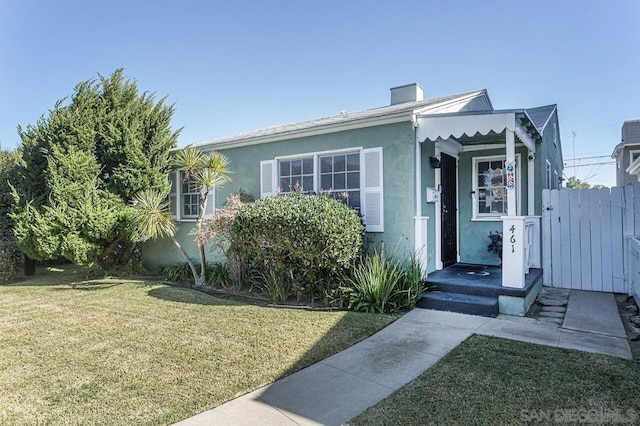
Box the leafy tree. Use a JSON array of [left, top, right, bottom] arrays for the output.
[[0, 147, 21, 234], [133, 147, 231, 287], [0, 147, 24, 280], [564, 176, 605, 189], [11, 69, 179, 268]]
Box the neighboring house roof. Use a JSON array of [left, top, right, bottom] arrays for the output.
[[191, 90, 488, 150], [611, 120, 640, 158], [524, 104, 556, 132]]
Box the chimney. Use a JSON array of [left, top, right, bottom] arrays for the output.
[[390, 83, 424, 105]]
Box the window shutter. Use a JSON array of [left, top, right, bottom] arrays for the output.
[[203, 186, 216, 219], [362, 147, 384, 232], [260, 160, 276, 198]]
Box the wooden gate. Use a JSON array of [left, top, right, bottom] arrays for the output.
[[542, 182, 640, 292]]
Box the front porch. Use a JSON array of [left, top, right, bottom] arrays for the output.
[[417, 264, 543, 317], [416, 110, 541, 272]]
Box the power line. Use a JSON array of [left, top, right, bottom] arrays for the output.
[[563, 161, 615, 168], [564, 155, 610, 161]]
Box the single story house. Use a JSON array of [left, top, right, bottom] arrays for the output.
[[143, 83, 563, 313]]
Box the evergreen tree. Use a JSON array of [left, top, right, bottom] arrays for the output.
[[12, 69, 180, 267]]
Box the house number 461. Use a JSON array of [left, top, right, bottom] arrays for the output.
[[509, 225, 516, 253]]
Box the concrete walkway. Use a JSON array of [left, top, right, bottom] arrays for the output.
[[175, 290, 632, 426]]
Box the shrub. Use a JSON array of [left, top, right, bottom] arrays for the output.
[[197, 191, 255, 290], [160, 261, 228, 287], [342, 249, 425, 314], [231, 193, 364, 303], [206, 262, 228, 287], [0, 237, 24, 282], [394, 253, 425, 310], [160, 262, 194, 283], [251, 267, 291, 303]]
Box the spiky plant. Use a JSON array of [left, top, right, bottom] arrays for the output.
[[169, 147, 232, 286]]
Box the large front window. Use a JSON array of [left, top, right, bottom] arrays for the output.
[[276, 151, 361, 211], [279, 158, 314, 193], [473, 155, 519, 218], [319, 153, 361, 210]]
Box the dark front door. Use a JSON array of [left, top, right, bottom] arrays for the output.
[[440, 153, 457, 267]]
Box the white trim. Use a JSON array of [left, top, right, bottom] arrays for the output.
[[528, 154, 535, 215], [437, 138, 462, 158], [471, 153, 522, 219], [179, 171, 200, 220], [460, 142, 525, 152], [434, 146, 442, 270], [455, 155, 460, 263], [629, 149, 640, 165], [275, 146, 364, 161], [415, 128, 422, 216], [537, 105, 557, 132]]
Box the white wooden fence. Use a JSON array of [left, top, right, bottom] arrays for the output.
[[630, 237, 640, 303], [542, 182, 640, 293]]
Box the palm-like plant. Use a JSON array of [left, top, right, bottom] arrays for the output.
[[133, 147, 231, 287]]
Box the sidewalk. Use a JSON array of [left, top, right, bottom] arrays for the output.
[[175, 290, 632, 426]]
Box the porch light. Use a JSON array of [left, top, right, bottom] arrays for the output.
[[429, 156, 441, 169]]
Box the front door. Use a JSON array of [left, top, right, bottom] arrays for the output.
[[440, 153, 457, 267]]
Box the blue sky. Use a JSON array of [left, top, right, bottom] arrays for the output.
[[1, 0, 638, 186]]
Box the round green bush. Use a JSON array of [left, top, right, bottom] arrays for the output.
[[231, 193, 364, 298]]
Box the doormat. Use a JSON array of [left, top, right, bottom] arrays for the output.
[[447, 264, 488, 273]]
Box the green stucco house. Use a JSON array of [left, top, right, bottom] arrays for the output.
[[143, 83, 563, 310]]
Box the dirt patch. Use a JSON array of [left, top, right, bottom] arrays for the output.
[[615, 294, 640, 361]]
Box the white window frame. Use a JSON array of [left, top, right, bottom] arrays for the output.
[[168, 170, 215, 222], [266, 146, 384, 232], [277, 156, 315, 194], [630, 150, 640, 165], [181, 172, 200, 219], [318, 151, 362, 211], [472, 154, 521, 220], [275, 148, 362, 211]]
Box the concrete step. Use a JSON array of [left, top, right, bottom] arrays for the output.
[[416, 291, 499, 317]]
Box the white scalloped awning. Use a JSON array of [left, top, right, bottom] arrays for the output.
[[416, 112, 537, 153]]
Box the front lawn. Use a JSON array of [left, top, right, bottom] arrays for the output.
[[0, 267, 395, 425], [350, 335, 640, 425]]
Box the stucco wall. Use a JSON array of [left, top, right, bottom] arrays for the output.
[[141, 121, 417, 271], [457, 146, 530, 265]]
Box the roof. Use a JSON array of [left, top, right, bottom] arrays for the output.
[[191, 90, 487, 150], [524, 104, 556, 131]]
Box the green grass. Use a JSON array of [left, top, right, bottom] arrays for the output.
[[350, 335, 640, 426], [0, 266, 395, 425]]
